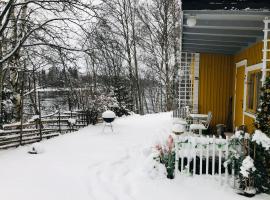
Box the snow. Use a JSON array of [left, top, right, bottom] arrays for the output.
[[0, 112, 268, 200], [190, 124, 206, 130], [240, 156, 256, 178], [102, 110, 116, 118], [28, 115, 39, 122], [252, 130, 270, 150]]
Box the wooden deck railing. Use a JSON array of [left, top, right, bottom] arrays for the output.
[[0, 110, 101, 150]]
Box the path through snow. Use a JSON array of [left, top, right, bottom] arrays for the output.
[[0, 113, 268, 200]]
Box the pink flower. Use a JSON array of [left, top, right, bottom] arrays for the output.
[[167, 135, 174, 151]]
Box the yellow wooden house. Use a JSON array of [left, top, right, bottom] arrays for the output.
[[179, 10, 270, 133]]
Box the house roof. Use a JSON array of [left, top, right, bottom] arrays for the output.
[[182, 0, 270, 10], [182, 10, 270, 55]]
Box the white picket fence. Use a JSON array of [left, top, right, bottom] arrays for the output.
[[175, 134, 232, 185]]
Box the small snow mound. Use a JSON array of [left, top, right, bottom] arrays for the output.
[[28, 143, 45, 154], [142, 156, 167, 179], [102, 110, 116, 118]]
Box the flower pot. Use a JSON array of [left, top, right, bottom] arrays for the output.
[[243, 188, 256, 198]]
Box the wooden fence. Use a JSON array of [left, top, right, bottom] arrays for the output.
[[0, 110, 98, 150], [175, 135, 232, 185]]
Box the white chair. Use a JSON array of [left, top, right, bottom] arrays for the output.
[[190, 112, 212, 135]]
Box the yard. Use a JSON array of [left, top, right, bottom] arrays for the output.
[[0, 112, 268, 200]]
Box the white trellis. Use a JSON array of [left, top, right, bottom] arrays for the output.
[[175, 135, 230, 185], [178, 52, 199, 113]]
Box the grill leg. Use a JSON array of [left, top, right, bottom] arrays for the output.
[[103, 122, 114, 133]]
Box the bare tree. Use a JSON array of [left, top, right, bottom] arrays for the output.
[[137, 0, 181, 111]]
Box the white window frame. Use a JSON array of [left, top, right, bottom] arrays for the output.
[[243, 62, 263, 119]]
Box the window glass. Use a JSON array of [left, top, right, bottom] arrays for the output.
[[256, 72, 262, 110], [246, 71, 262, 113]]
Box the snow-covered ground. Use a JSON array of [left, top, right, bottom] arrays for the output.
[[0, 113, 268, 200]]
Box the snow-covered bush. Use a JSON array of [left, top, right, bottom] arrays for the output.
[[76, 91, 130, 124], [68, 118, 77, 126], [240, 156, 256, 178], [227, 130, 270, 195]]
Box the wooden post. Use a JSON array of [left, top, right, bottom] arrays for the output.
[[58, 108, 61, 133], [70, 110, 73, 132]]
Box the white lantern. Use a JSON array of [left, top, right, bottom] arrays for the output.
[[187, 16, 197, 27]]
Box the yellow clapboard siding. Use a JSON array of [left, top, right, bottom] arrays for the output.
[[198, 41, 269, 130], [244, 115, 255, 133], [234, 41, 270, 68], [234, 42, 263, 66], [199, 53, 234, 126]]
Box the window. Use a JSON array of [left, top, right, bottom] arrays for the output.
[[246, 71, 262, 113]]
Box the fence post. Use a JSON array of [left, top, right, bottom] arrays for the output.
[[206, 135, 209, 176], [181, 145, 184, 173], [187, 142, 190, 175], [58, 109, 61, 133], [193, 141, 196, 176], [212, 135, 216, 176], [225, 136, 229, 186], [200, 135, 203, 175], [218, 136, 222, 185]]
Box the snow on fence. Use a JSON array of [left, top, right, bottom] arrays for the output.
[[0, 110, 97, 150], [175, 134, 230, 185]]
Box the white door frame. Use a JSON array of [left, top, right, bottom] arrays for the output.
[[233, 60, 247, 128]]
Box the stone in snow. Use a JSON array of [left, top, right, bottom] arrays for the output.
[[102, 110, 116, 118], [28, 143, 45, 154]]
